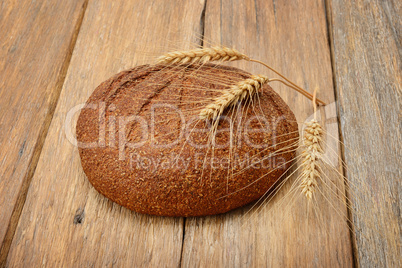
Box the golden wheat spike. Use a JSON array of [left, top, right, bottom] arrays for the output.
[[156, 46, 326, 106], [199, 75, 269, 120], [300, 119, 324, 199], [156, 46, 250, 65]]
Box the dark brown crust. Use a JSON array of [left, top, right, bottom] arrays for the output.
[[76, 64, 299, 217]]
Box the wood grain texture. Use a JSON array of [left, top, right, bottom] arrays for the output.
[[328, 0, 401, 266], [0, 0, 87, 265], [5, 0, 205, 266], [181, 0, 355, 267], [4, 0, 398, 266]]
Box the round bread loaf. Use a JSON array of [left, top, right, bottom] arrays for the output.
[[76, 64, 298, 216]]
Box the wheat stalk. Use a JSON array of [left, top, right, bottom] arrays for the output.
[[156, 46, 250, 65], [157, 46, 326, 106], [300, 119, 323, 199], [199, 75, 269, 120]]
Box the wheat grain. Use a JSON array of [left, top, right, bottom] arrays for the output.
[[156, 46, 326, 105], [300, 119, 323, 199], [199, 75, 269, 120], [157, 47, 326, 105], [156, 46, 250, 65]]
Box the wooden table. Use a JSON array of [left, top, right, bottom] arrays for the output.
[[0, 0, 400, 267]]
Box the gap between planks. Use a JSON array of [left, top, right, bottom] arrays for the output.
[[178, 1, 207, 266], [324, 0, 359, 267], [0, 1, 89, 266]]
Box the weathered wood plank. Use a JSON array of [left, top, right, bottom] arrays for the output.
[[5, 0, 205, 267], [0, 0, 87, 265], [181, 0, 355, 266], [328, 0, 401, 266]]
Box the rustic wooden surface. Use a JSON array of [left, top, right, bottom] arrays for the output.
[[328, 0, 401, 267], [4, 0, 204, 267], [181, 0, 353, 267], [0, 0, 400, 267], [0, 0, 87, 265]]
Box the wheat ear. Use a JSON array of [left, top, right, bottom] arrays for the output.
[[157, 46, 326, 106], [300, 119, 323, 199], [199, 75, 269, 120], [156, 46, 250, 65]]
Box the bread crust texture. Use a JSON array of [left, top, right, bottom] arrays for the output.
[[76, 64, 299, 216]]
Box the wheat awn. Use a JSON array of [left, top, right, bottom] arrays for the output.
[[156, 46, 250, 65], [199, 75, 269, 120], [300, 119, 323, 199], [157, 46, 326, 106]]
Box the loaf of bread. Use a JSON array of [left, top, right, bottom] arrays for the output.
[[76, 64, 298, 216]]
